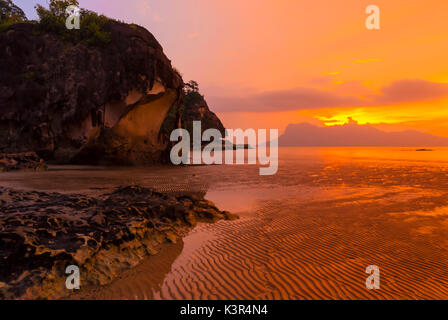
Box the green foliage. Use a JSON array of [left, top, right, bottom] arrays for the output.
[[35, 0, 79, 33], [0, 0, 27, 32], [0, 0, 27, 22], [183, 80, 204, 106], [48, 0, 79, 18], [0, 18, 14, 32], [80, 10, 111, 46], [185, 80, 199, 93], [22, 71, 35, 80], [35, 0, 111, 46]]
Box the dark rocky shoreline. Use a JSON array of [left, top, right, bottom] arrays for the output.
[[0, 152, 47, 172], [0, 185, 237, 299], [0, 1, 233, 300]]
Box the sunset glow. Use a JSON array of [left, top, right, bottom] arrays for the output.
[[5, 0, 448, 304], [14, 0, 448, 139]]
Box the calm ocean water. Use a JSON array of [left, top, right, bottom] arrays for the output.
[[2, 147, 448, 210]]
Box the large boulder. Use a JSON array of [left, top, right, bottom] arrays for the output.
[[0, 20, 185, 164], [0, 185, 237, 299], [182, 90, 226, 138], [0, 152, 47, 172], [0, 0, 27, 23]]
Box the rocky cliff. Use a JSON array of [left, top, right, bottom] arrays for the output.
[[0, 13, 225, 165], [181, 86, 226, 138], [160, 82, 226, 149]]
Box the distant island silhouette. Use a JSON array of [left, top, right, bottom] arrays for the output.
[[278, 119, 448, 147]]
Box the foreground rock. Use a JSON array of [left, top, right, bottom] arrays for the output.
[[0, 3, 227, 165], [0, 185, 237, 299], [0, 152, 47, 172]]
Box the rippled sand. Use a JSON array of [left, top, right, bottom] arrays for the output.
[[4, 147, 448, 299]]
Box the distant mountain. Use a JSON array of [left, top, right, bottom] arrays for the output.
[[278, 120, 448, 146]]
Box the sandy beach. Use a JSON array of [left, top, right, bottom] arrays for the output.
[[3, 147, 448, 299]]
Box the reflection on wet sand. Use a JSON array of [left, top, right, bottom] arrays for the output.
[[3, 147, 448, 299], [146, 187, 448, 300], [72, 241, 185, 300]]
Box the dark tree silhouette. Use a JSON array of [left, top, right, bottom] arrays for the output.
[[184, 80, 199, 93], [0, 0, 27, 23]]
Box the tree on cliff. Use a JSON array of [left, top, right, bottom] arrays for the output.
[[44, 0, 79, 18], [182, 80, 226, 136], [183, 80, 204, 105], [0, 0, 110, 46], [35, 0, 111, 46], [185, 80, 200, 94], [0, 0, 27, 30], [0, 0, 26, 22], [160, 79, 225, 143], [35, 0, 78, 26]]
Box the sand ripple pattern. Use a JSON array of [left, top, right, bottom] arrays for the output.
[[150, 190, 448, 300], [12, 148, 448, 300]]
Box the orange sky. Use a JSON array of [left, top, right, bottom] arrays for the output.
[[197, 0, 448, 137], [19, 0, 448, 137]]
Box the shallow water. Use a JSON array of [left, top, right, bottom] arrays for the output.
[[4, 147, 448, 299]]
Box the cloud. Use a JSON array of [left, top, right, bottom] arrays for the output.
[[374, 79, 448, 104], [208, 79, 448, 113], [354, 58, 382, 64], [136, 0, 162, 22], [305, 77, 334, 88], [323, 71, 341, 75], [187, 33, 200, 38], [332, 80, 376, 97], [208, 87, 365, 112]]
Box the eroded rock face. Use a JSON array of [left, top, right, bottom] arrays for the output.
[[72, 88, 181, 165], [0, 152, 47, 172], [182, 93, 225, 137], [0, 21, 184, 164], [0, 185, 238, 299]]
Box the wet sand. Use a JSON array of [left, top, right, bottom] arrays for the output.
[[3, 147, 448, 299]]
